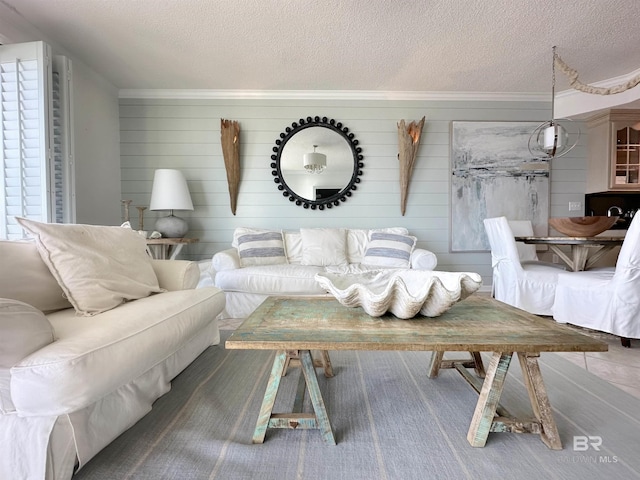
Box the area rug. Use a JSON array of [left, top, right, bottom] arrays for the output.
[[74, 332, 640, 480]]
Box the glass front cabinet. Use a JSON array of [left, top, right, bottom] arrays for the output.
[[587, 110, 640, 193], [614, 122, 640, 187]]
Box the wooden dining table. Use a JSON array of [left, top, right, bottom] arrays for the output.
[[514, 235, 625, 271]]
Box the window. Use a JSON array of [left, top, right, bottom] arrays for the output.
[[0, 41, 74, 240]]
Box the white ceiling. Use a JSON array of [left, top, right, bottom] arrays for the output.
[[2, 0, 640, 97]]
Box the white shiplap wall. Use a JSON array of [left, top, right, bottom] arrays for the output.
[[119, 97, 587, 287]]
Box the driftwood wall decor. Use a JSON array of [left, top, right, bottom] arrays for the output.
[[220, 119, 241, 215], [397, 116, 425, 216]]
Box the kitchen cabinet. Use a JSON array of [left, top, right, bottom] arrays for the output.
[[587, 109, 640, 193]]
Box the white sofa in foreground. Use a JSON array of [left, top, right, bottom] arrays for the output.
[[0, 219, 225, 480], [202, 227, 437, 319]]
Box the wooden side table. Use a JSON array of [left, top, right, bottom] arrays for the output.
[[146, 238, 199, 260]]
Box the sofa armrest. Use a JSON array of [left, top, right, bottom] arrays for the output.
[[212, 248, 241, 272], [196, 260, 215, 288], [150, 260, 200, 291], [411, 248, 438, 270], [0, 299, 55, 413]]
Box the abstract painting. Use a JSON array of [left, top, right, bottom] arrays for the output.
[[450, 121, 550, 252]]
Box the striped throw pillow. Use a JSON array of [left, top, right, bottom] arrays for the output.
[[361, 232, 416, 268], [236, 231, 287, 267]]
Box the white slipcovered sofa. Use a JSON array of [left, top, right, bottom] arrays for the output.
[[0, 218, 225, 480], [203, 227, 438, 319]]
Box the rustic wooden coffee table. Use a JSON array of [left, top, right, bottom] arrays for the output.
[[225, 295, 607, 449]]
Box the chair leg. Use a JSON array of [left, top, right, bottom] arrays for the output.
[[620, 337, 631, 348]]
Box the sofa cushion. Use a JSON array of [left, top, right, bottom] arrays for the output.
[[0, 299, 55, 414], [9, 287, 225, 416], [235, 230, 287, 267], [16, 217, 163, 316], [362, 232, 417, 268], [346, 229, 370, 264], [266, 227, 412, 265], [215, 264, 327, 295], [347, 227, 409, 263], [283, 231, 303, 264], [0, 239, 73, 313], [300, 228, 348, 266]]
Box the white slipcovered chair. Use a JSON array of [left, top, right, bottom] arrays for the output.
[[507, 220, 539, 262], [484, 216, 564, 316], [552, 213, 640, 347], [508, 219, 567, 269]]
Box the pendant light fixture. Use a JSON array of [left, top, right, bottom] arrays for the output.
[[528, 46, 580, 159], [303, 145, 326, 174]]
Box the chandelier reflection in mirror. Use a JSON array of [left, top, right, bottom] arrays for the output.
[[303, 145, 326, 174], [271, 116, 364, 210]]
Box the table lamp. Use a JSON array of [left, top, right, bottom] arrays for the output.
[[149, 169, 194, 238]]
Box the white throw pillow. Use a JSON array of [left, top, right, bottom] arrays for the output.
[[0, 239, 73, 313], [283, 231, 303, 264], [235, 230, 287, 267], [16, 217, 163, 316], [300, 228, 348, 266], [362, 232, 417, 268]]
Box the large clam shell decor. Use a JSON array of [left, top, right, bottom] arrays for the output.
[[315, 269, 482, 319]]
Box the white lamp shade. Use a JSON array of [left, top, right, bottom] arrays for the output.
[[542, 124, 568, 151], [149, 169, 194, 211]]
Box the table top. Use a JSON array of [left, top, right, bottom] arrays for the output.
[[515, 235, 624, 246], [225, 296, 608, 353], [145, 237, 199, 245]]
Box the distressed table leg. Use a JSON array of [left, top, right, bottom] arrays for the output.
[[427, 351, 444, 378], [428, 351, 484, 378], [253, 350, 288, 444], [319, 350, 334, 378], [286, 350, 334, 377], [292, 358, 307, 414], [549, 245, 574, 271], [254, 350, 336, 445], [467, 352, 512, 447], [470, 352, 486, 378], [517, 352, 562, 450], [300, 350, 336, 445], [282, 355, 292, 377], [571, 246, 590, 272], [584, 245, 615, 270]]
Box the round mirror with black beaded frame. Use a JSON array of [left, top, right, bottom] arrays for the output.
[[271, 116, 364, 210]]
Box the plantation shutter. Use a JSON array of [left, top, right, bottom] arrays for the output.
[[51, 55, 75, 225], [0, 41, 74, 240]]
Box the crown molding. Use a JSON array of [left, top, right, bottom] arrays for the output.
[[555, 66, 640, 119], [118, 89, 548, 102]]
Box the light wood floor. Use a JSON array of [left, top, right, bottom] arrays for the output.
[[552, 327, 640, 399]]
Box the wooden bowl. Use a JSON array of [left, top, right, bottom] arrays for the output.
[[549, 216, 619, 237]]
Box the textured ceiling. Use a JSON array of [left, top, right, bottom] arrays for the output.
[[2, 0, 640, 95]]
